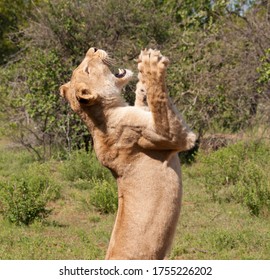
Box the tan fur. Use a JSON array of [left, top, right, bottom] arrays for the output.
[[134, 81, 148, 110], [60, 47, 196, 260]]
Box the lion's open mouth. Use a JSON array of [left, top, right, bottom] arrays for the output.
[[114, 69, 127, 78], [102, 56, 128, 79], [101, 53, 133, 84]]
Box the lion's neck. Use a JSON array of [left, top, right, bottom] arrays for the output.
[[78, 94, 127, 134], [100, 92, 127, 108]]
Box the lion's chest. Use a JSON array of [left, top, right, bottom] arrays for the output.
[[93, 125, 142, 176]]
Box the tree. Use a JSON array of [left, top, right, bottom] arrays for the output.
[[0, 0, 37, 64], [166, 0, 270, 135]]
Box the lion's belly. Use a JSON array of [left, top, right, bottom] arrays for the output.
[[106, 152, 182, 259]]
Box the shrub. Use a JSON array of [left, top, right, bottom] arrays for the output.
[[199, 140, 270, 215], [90, 179, 118, 214], [61, 150, 118, 213], [199, 143, 243, 200], [233, 162, 270, 216], [0, 163, 60, 225], [61, 150, 112, 184]]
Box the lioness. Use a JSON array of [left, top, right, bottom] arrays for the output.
[[60, 47, 196, 259]]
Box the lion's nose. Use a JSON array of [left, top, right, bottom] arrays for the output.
[[86, 47, 98, 56]]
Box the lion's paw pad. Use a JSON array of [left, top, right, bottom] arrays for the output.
[[138, 49, 169, 78]]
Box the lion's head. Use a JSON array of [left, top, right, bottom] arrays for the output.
[[60, 47, 133, 111]]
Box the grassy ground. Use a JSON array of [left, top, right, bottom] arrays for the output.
[[172, 172, 270, 259], [0, 137, 269, 260]]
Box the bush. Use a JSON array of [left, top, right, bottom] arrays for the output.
[[233, 162, 270, 216], [61, 150, 112, 184], [0, 163, 60, 225], [199, 144, 243, 200], [199, 140, 270, 215], [90, 179, 118, 214], [61, 150, 118, 213]]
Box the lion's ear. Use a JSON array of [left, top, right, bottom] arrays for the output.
[[59, 82, 70, 99], [75, 83, 98, 105]]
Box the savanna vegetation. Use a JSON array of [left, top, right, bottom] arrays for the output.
[[0, 0, 269, 259]]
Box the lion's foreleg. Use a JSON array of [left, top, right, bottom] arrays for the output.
[[138, 49, 196, 151]]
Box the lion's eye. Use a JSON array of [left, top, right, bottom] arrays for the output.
[[94, 47, 98, 52]]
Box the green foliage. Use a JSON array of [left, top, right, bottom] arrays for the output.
[[60, 150, 112, 184], [60, 149, 117, 213], [0, 46, 89, 159], [1, 0, 269, 156], [0, 146, 35, 178], [168, 1, 269, 134], [21, 50, 66, 148], [198, 141, 270, 215], [258, 48, 270, 94], [0, 163, 61, 225], [259, 51, 270, 82], [233, 162, 270, 216], [210, 230, 238, 251], [0, 0, 33, 64], [90, 178, 118, 214], [1, 0, 177, 156]]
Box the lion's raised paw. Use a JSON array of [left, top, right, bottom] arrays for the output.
[[138, 49, 169, 81]]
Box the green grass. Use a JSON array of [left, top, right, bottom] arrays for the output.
[[0, 186, 113, 259], [171, 172, 270, 259], [0, 137, 269, 259]]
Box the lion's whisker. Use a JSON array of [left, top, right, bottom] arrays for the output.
[[103, 57, 116, 66]]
